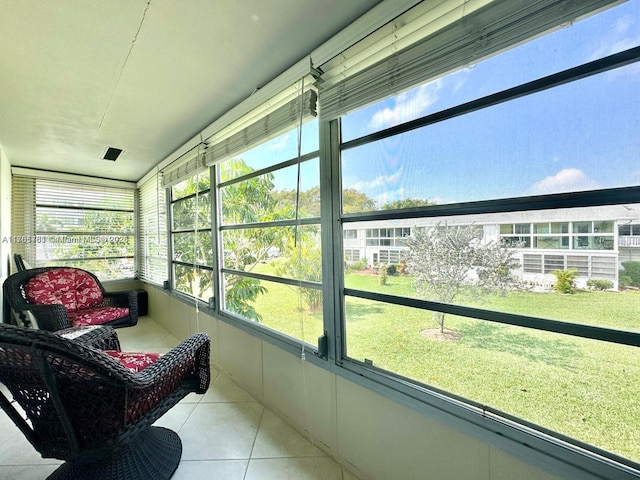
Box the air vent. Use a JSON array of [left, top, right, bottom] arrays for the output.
[[103, 147, 123, 161]]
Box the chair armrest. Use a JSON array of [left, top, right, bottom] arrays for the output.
[[102, 290, 138, 321], [56, 325, 121, 350], [120, 333, 211, 392], [22, 303, 71, 331]]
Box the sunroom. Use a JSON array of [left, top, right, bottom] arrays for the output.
[[1, 1, 639, 479]]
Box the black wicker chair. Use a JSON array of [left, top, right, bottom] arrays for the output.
[[0, 323, 210, 480], [3, 267, 139, 331]]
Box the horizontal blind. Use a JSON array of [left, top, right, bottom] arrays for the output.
[[203, 88, 317, 166], [138, 172, 168, 285], [160, 146, 207, 188], [319, 0, 620, 120], [10, 176, 37, 269], [11, 174, 135, 281]]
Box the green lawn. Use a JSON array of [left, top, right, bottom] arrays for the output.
[[249, 266, 640, 463]]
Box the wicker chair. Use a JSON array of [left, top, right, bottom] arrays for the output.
[[0, 323, 210, 480], [3, 267, 139, 331]]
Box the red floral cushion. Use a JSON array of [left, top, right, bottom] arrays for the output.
[[68, 307, 130, 326], [24, 268, 103, 312], [103, 350, 161, 372]]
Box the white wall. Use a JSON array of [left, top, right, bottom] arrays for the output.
[[0, 146, 12, 319], [142, 284, 574, 480]]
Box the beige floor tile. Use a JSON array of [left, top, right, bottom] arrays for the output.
[[171, 459, 248, 479], [252, 410, 325, 459], [244, 457, 344, 480], [154, 402, 198, 432], [200, 372, 257, 403], [179, 402, 264, 460], [0, 465, 60, 480]]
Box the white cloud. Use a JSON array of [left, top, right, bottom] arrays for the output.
[[350, 167, 404, 194], [369, 80, 443, 130], [267, 133, 291, 151], [527, 168, 599, 195], [588, 14, 640, 60]]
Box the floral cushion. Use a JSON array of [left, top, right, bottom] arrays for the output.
[[24, 268, 103, 312], [103, 350, 161, 372], [67, 307, 130, 327]]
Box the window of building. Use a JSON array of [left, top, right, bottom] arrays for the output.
[[344, 248, 361, 263]]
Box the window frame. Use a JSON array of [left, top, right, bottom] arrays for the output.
[[12, 175, 136, 281], [329, 40, 640, 477], [169, 171, 215, 302]]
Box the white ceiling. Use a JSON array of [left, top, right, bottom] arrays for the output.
[[0, 0, 381, 183]]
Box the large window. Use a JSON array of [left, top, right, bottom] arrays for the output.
[[336, 0, 640, 469], [11, 175, 135, 280], [170, 171, 213, 301], [217, 120, 323, 345], [141, 0, 640, 476]]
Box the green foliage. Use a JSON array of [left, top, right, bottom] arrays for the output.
[[171, 172, 213, 299], [347, 258, 368, 272], [619, 274, 633, 288], [551, 269, 579, 294], [224, 276, 267, 322], [386, 264, 397, 276], [272, 234, 323, 311], [621, 261, 640, 286], [586, 279, 614, 291], [342, 188, 378, 213], [381, 198, 435, 210], [379, 264, 388, 285]]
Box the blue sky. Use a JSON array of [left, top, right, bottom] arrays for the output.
[[241, 1, 640, 208]]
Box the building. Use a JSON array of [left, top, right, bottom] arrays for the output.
[[344, 205, 640, 289]]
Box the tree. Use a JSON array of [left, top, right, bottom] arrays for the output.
[[171, 173, 213, 299], [405, 224, 520, 333], [272, 231, 323, 311], [381, 198, 435, 210], [220, 158, 295, 322], [342, 188, 377, 213]]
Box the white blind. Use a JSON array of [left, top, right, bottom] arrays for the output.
[[203, 87, 317, 167], [138, 172, 168, 285], [160, 146, 207, 188], [11, 174, 135, 281], [10, 176, 37, 269], [318, 0, 620, 120]]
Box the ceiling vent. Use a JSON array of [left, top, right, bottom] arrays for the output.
[[103, 147, 123, 161]]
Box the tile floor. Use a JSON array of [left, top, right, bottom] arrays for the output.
[[0, 317, 360, 480]]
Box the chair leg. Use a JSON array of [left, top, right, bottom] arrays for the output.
[[47, 426, 182, 480]]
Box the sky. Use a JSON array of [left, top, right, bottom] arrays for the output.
[[237, 0, 640, 209]]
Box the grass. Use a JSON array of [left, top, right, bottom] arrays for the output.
[[247, 265, 640, 463]]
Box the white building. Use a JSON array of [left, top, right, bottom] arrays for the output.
[[344, 204, 640, 289]]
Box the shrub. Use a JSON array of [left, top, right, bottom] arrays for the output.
[[619, 274, 633, 289], [551, 269, 579, 294], [353, 258, 367, 271], [621, 261, 640, 285], [379, 264, 388, 285], [398, 260, 408, 275], [386, 264, 397, 276], [586, 279, 614, 291]]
